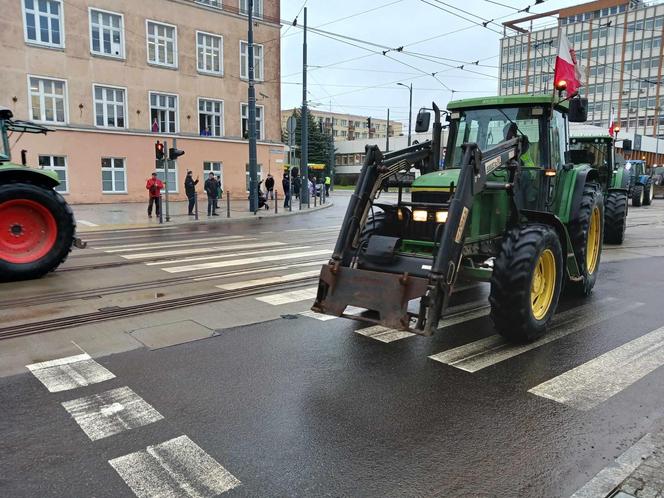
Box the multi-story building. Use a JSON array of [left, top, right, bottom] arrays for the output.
[[0, 0, 283, 203], [280, 109, 403, 142], [499, 0, 664, 141]]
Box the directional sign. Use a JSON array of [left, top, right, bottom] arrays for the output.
[[287, 115, 297, 146]]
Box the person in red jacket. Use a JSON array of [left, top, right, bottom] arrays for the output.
[[146, 172, 164, 218]]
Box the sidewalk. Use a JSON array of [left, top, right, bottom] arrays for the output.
[[72, 194, 333, 232]]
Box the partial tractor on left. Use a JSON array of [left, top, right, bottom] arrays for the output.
[[0, 107, 84, 282]]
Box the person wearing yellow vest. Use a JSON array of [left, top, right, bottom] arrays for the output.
[[503, 122, 535, 167], [324, 175, 331, 196]]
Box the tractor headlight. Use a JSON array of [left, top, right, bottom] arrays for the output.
[[435, 211, 448, 223], [413, 210, 428, 222]]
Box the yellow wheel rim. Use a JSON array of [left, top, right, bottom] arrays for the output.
[[531, 249, 556, 321], [586, 206, 601, 275]]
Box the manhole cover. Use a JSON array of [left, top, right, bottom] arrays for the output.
[[281, 314, 299, 320]]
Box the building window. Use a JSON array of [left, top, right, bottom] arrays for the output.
[[196, 0, 221, 7], [241, 104, 264, 140], [93, 85, 126, 128], [240, 41, 264, 80], [245, 163, 262, 191], [29, 76, 67, 124], [23, 0, 63, 47], [89, 9, 124, 58], [203, 161, 223, 189], [101, 157, 126, 193], [198, 98, 223, 136], [146, 20, 177, 67], [196, 31, 223, 75], [149, 92, 178, 133], [155, 163, 177, 193], [39, 155, 67, 192], [239, 0, 262, 18]]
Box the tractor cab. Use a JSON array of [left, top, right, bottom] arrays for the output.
[[569, 135, 614, 187]]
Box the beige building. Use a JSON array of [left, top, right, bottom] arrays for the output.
[[0, 0, 283, 203], [280, 109, 403, 142]]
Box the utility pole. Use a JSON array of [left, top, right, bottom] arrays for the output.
[[163, 139, 170, 222], [247, 0, 259, 213], [300, 7, 309, 205], [397, 82, 412, 146], [386, 108, 390, 152]]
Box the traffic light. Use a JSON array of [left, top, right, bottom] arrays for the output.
[[367, 117, 372, 130], [169, 147, 185, 160], [155, 141, 164, 160]]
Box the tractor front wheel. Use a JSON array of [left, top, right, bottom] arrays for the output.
[[490, 224, 563, 343], [0, 183, 75, 281], [643, 179, 654, 206], [603, 191, 627, 244], [632, 184, 644, 207]]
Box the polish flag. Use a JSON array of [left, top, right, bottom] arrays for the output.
[[608, 107, 617, 136], [554, 35, 583, 96]]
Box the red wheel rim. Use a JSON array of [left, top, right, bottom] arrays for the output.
[[0, 199, 58, 264]]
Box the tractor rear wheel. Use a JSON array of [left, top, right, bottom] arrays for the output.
[[643, 179, 654, 206], [0, 182, 75, 281], [490, 224, 563, 343], [603, 191, 627, 244], [566, 182, 603, 296], [632, 184, 644, 207]]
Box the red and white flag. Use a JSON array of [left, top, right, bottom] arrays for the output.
[[554, 35, 583, 96], [608, 107, 617, 136]]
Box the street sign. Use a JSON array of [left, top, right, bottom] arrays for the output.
[[270, 149, 283, 154], [287, 115, 297, 146], [275, 159, 283, 163], [309, 163, 325, 170]]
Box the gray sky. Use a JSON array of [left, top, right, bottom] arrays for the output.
[[279, 0, 581, 127]]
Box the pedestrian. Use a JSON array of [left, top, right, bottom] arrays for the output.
[[204, 172, 218, 216], [324, 174, 331, 196], [282, 172, 291, 209], [215, 175, 223, 208], [309, 175, 316, 198], [293, 175, 301, 200], [265, 173, 275, 200], [145, 172, 164, 218], [184, 170, 199, 216]]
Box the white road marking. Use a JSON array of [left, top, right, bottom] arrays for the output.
[[256, 287, 318, 305], [300, 310, 338, 321], [121, 241, 286, 260], [147, 246, 314, 266], [164, 250, 331, 274], [429, 298, 643, 373], [217, 270, 322, 290], [109, 435, 240, 498], [356, 325, 415, 343], [438, 305, 490, 329], [26, 353, 115, 393], [529, 324, 664, 410], [96, 235, 247, 252], [77, 219, 99, 227], [570, 433, 655, 498], [192, 260, 327, 281], [61, 386, 164, 441]]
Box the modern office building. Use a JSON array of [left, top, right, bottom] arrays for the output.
[[499, 0, 664, 146], [0, 0, 283, 203], [280, 109, 403, 142]]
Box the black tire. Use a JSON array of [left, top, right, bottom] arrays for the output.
[[603, 191, 627, 245], [566, 182, 604, 296], [0, 182, 75, 282], [490, 224, 564, 343], [632, 184, 644, 207], [643, 179, 654, 206]]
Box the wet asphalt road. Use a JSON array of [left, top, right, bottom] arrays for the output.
[[2, 194, 664, 497]]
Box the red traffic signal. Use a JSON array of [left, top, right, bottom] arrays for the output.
[[155, 141, 164, 160]]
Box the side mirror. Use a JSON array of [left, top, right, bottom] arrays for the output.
[[415, 110, 431, 133], [568, 98, 588, 123], [622, 139, 632, 151]]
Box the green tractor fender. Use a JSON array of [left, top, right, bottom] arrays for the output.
[[555, 165, 599, 224], [609, 166, 630, 191], [0, 164, 60, 189]]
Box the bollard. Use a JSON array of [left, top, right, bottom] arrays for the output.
[[274, 190, 278, 214], [194, 192, 199, 221], [158, 194, 164, 224], [226, 190, 231, 218], [314, 189, 317, 207]]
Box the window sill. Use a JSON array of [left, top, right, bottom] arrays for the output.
[[102, 191, 129, 195], [147, 62, 179, 71], [91, 52, 126, 62], [95, 125, 128, 130], [197, 70, 224, 78], [240, 77, 264, 83], [25, 41, 65, 51]]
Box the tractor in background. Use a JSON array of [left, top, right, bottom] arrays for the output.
[[569, 133, 629, 244], [313, 94, 602, 343], [624, 159, 654, 207], [0, 107, 82, 282]]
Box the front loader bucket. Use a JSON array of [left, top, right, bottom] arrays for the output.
[[311, 264, 429, 331]]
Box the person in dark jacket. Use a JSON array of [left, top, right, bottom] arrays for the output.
[[215, 175, 223, 208], [184, 170, 199, 215], [265, 173, 275, 200], [282, 172, 290, 208], [204, 172, 218, 216]]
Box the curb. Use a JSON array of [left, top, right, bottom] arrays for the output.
[[76, 201, 334, 233]]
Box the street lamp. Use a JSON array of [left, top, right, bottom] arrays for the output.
[[397, 82, 413, 146]]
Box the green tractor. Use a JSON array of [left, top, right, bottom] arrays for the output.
[[312, 94, 603, 343], [0, 107, 82, 281], [568, 133, 629, 244]]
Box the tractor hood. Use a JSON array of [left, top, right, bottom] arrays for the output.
[[412, 169, 460, 190], [0, 163, 60, 188]]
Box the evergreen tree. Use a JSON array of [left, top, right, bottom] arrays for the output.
[[283, 110, 332, 176]]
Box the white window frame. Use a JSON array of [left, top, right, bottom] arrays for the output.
[[39, 155, 68, 193], [92, 84, 128, 129], [196, 0, 222, 8], [241, 103, 264, 141], [22, 0, 65, 48], [27, 75, 68, 124], [240, 41, 264, 81], [196, 30, 223, 76], [88, 8, 125, 59], [149, 91, 179, 134], [239, 0, 262, 18], [155, 163, 178, 194], [101, 157, 127, 194], [198, 97, 224, 137], [203, 161, 224, 189], [145, 19, 178, 68]]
